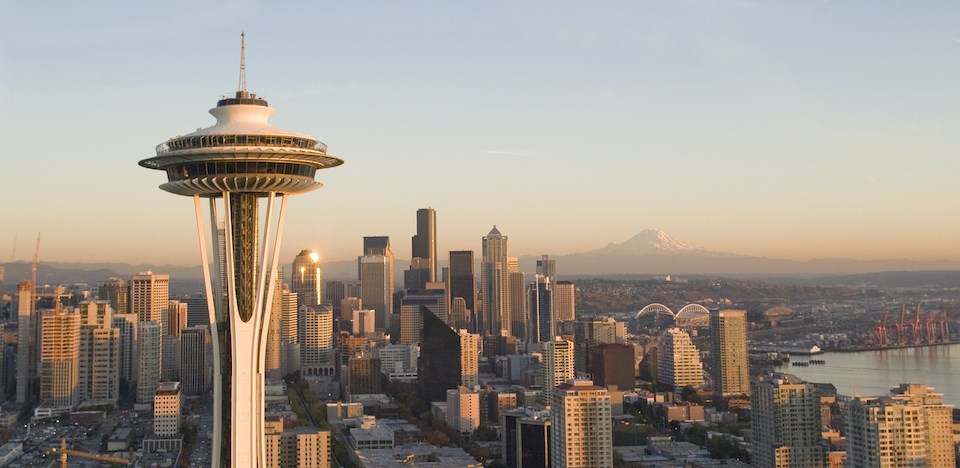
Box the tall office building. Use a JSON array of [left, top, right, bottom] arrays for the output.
[[139, 41, 344, 466], [550, 379, 612, 468], [324, 280, 346, 315], [292, 250, 322, 311], [339, 297, 362, 324], [130, 271, 170, 331], [180, 326, 211, 396], [657, 327, 704, 390], [16, 281, 34, 403], [481, 227, 509, 335], [78, 321, 120, 405], [112, 314, 138, 384], [507, 269, 526, 340], [589, 343, 635, 391], [97, 278, 129, 314], [553, 281, 575, 323], [751, 373, 826, 468], [135, 321, 161, 410], [417, 308, 462, 402], [167, 300, 188, 336], [300, 306, 334, 378], [710, 309, 750, 397], [536, 255, 556, 281], [459, 329, 480, 390], [399, 289, 447, 344], [39, 308, 81, 411], [449, 297, 470, 330], [154, 381, 182, 437], [846, 384, 955, 467], [279, 286, 299, 377], [359, 255, 392, 332], [448, 251, 476, 331], [412, 208, 437, 283], [183, 295, 210, 328], [346, 354, 382, 396], [265, 273, 283, 380], [351, 309, 376, 337], [529, 276, 553, 344], [538, 339, 575, 407]]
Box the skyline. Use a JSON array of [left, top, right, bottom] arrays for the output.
[[3, 2, 960, 265]]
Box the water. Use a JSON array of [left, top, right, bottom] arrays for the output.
[[773, 343, 960, 406]]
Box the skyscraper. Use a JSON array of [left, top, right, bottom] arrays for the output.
[[550, 379, 612, 468], [97, 277, 129, 314], [78, 314, 120, 405], [589, 343, 635, 391], [300, 306, 334, 379], [535, 255, 556, 281], [412, 208, 437, 283], [139, 36, 343, 468], [135, 321, 161, 410], [180, 326, 211, 396], [448, 251, 476, 331], [538, 339, 575, 407], [846, 384, 955, 467], [481, 227, 509, 335], [399, 289, 447, 344], [292, 250, 322, 311], [130, 271, 170, 331], [417, 308, 463, 402], [167, 300, 188, 336], [529, 276, 553, 344], [552, 281, 575, 323], [459, 329, 480, 390], [359, 255, 392, 332], [39, 308, 81, 412], [751, 373, 826, 468], [16, 281, 35, 403], [507, 269, 526, 340], [657, 327, 704, 390], [710, 309, 750, 397], [112, 313, 138, 388]]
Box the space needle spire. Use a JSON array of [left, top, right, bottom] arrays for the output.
[[140, 35, 343, 467]]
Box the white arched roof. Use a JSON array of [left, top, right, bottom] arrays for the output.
[[636, 303, 675, 320]]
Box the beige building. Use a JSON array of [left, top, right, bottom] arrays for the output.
[[553, 281, 575, 323], [538, 339, 575, 407], [264, 422, 331, 468], [751, 373, 826, 468], [846, 383, 955, 467], [352, 309, 376, 337], [300, 305, 334, 378], [446, 387, 481, 434], [459, 329, 480, 390], [710, 309, 750, 397], [359, 255, 393, 332], [130, 271, 170, 330], [136, 321, 162, 410], [40, 308, 81, 410], [153, 381, 181, 437], [657, 327, 704, 390], [550, 379, 612, 468], [78, 324, 120, 405]]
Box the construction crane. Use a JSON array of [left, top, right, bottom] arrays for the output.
[[47, 438, 131, 467]]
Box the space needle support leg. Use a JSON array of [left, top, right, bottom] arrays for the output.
[[194, 195, 222, 468]]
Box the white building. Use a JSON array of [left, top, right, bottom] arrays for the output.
[[538, 338, 574, 407], [446, 387, 481, 434], [550, 379, 612, 468], [657, 327, 704, 390], [459, 330, 480, 390], [751, 373, 825, 468]]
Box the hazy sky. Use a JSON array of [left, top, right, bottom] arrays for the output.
[[2, 1, 960, 266]]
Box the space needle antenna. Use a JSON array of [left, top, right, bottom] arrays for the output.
[[238, 32, 247, 95]]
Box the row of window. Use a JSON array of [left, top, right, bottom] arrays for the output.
[[159, 134, 324, 154], [166, 162, 316, 181]]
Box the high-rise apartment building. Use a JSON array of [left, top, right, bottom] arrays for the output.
[[180, 326, 211, 396], [359, 255, 392, 332], [553, 281, 575, 323], [112, 313, 138, 385], [16, 281, 35, 403], [751, 373, 826, 468], [710, 309, 750, 397], [481, 227, 509, 336], [78, 321, 120, 405], [846, 384, 955, 467], [130, 271, 170, 331], [154, 381, 181, 437], [300, 306, 334, 378], [292, 250, 322, 311], [459, 329, 480, 390], [135, 321, 161, 410], [538, 339, 575, 407], [39, 308, 81, 411], [97, 277, 129, 314], [550, 379, 612, 468], [446, 386, 481, 434], [658, 327, 704, 390], [448, 251, 476, 332]]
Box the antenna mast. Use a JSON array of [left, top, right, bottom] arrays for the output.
[[238, 32, 247, 96]]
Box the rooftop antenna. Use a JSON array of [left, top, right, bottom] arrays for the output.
[[238, 32, 247, 97]]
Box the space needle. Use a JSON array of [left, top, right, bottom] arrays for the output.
[[139, 34, 343, 467]]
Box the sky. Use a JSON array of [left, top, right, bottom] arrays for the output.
[[2, 1, 960, 266]]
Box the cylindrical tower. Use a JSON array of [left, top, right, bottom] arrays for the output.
[[139, 39, 342, 467]]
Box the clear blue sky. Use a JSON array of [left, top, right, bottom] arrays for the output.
[[2, 1, 959, 265]]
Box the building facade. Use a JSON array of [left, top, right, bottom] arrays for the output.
[[657, 327, 704, 390], [550, 379, 612, 468], [751, 373, 826, 468], [710, 309, 750, 397]]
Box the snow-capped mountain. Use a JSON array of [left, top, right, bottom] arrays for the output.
[[584, 229, 708, 256]]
